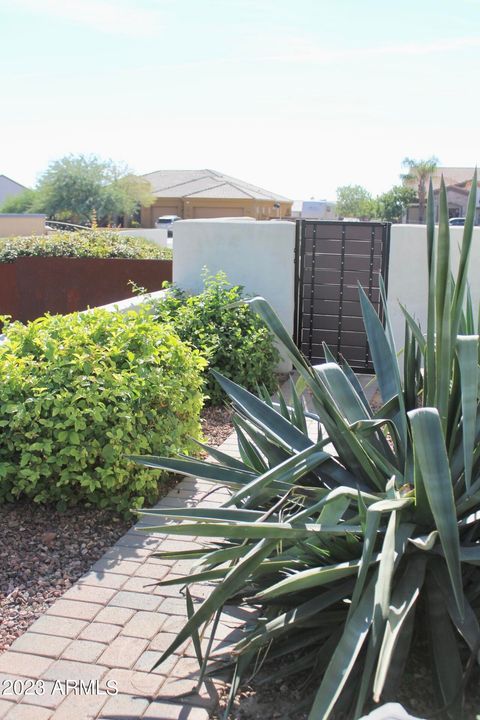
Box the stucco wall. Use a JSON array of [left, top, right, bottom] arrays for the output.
[[387, 224, 480, 353], [173, 219, 296, 372], [0, 214, 46, 237]]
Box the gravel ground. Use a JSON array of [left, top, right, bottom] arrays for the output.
[[0, 406, 234, 655], [201, 405, 233, 447]]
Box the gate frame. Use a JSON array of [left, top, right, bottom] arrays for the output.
[[293, 219, 391, 371]]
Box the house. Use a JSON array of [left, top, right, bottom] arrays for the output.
[[0, 175, 27, 205], [140, 169, 292, 227], [292, 199, 337, 220], [404, 167, 480, 223]]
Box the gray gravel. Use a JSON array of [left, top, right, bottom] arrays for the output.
[[0, 502, 130, 652], [0, 408, 234, 655]]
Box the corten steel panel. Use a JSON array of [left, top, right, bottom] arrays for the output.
[[294, 220, 390, 372], [0, 257, 173, 323]]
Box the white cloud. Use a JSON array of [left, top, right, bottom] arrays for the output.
[[13, 0, 165, 37], [263, 35, 480, 65]]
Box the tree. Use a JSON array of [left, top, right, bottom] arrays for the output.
[[401, 156, 439, 223], [0, 189, 38, 214], [376, 185, 417, 223], [336, 185, 376, 220], [101, 173, 155, 226], [34, 155, 154, 226]]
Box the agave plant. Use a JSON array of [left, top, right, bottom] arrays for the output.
[[134, 174, 480, 719]]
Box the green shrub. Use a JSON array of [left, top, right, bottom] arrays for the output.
[[0, 309, 205, 513], [0, 230, 172, 262], [152, 271, 279, 404], [138, 176, 480, 718]]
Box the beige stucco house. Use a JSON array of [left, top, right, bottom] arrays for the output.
[[405, 167, 480, 223], [140, 169, 292, 227]]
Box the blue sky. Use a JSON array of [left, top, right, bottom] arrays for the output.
[[2, 0, 479, 200]]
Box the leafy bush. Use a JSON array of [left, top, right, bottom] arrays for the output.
[[152, 271, 279, 404], [0, 230, 172, 262], [0, 309, 205, 513], [137, 176, 480, 719]]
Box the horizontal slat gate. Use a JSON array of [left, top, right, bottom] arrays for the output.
[[294, 220, 391, 371]]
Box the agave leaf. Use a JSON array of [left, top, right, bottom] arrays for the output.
[[312, 363, 386, 489], [193, 544, 252, 568], [308, 573, 376, 720], [400, 304, 426, 352], [151, 538, 277, 670], [246, 297, 314, 378], [211, 370, 313, 453], [318, 495, 351, 525], [456, 335, 479, 492], [223, 649, 256, 719], [150, 547, 211, 561], [430, 560, 480, 655], [408, 408, 464, 618], [277, 389, 292, 421], [426, 573, 464, 720], [375, 511, 397, 622], [425, 178, 436, 404], [233, 413, 292, 469], [409, 530, 438, 551], [458, 546, 480, 565], [130, 455, 256, 486], [451, 170, 477, 342], [224, 441, 332, 507], [465, 286, 475, 335], [254, 558, 367, 601], [289, 376, 309, 434], [185, 588, 203, 666], [139, 507, 265, 522], [236, 581, 353, 654], [233, 418, 268, 474], [373, 555, 427, 701], [435, 178, 453, 431], [349, 497, 414, 615], [358, 284, 407, 449], [315, 363, 370, 425], [139, 520, 362, 540], [353, 509, 400, 716], [338, 356, 373, 416], [190, 438, 249, 471]]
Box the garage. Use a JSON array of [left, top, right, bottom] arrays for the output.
[[192, 206, 245, 218]]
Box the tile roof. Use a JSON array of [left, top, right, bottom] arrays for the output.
[[405, 167, 476, 191], [142, 169, 291, 202]]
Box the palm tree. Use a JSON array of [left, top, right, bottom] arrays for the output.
[[401, 156, 439, 223]]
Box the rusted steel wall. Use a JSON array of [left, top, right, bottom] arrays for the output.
[[0, 257, 172, 322]]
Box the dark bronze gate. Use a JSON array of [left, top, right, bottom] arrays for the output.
[[293, 220, 391, 372]]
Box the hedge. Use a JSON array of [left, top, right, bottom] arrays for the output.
[[0, 230, 172, 262], [153, 271, 279, 404], [0, 309, 205, 513]]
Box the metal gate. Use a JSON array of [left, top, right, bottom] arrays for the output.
[[293, 220, 391, 372]]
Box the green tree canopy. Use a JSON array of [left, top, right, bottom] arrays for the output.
[[336, 185, 376, 220], [32, 155, 154, 226], [376, 185, 417, 222], [0, 188, 38, 214], [401, 156, 439, 223]]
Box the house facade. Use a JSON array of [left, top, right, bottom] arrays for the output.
[[140, 169, 292, 227], [0, 175, 27, 205], [404, 167, 480, 223]]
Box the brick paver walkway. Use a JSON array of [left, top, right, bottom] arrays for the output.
[[0, 432, 244, 720], [0, 376, 379, 720]]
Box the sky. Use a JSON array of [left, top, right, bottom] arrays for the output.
[[1, 0, 480, 201]]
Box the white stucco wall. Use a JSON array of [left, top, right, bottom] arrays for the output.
[[173, 219, 296, 372], [387, 224, 480, 353]]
